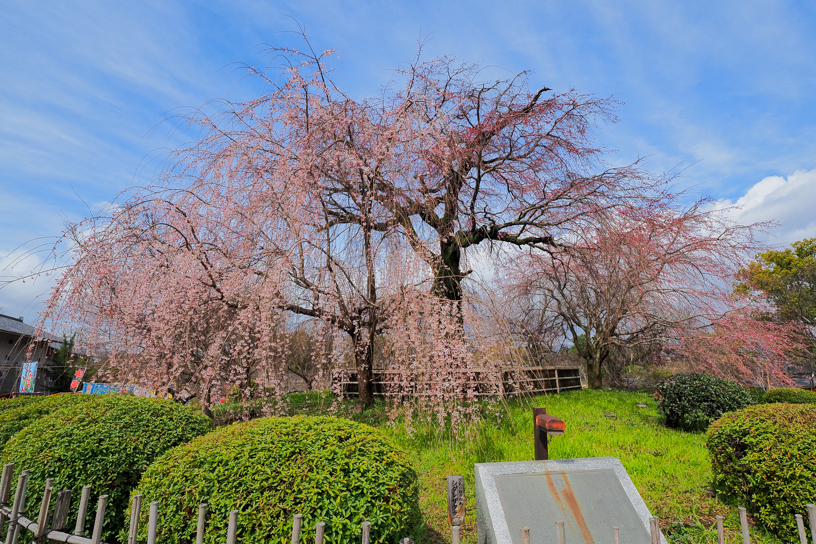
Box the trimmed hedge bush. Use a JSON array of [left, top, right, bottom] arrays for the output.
[[707, 403, 816, 541], [0, 393, 96, 449], [655, 373, 751, 431], [762, 387, 816, 405], [130, 416, 421, 544], [1, 396, 212, 541], [0, 395, 46, 414]]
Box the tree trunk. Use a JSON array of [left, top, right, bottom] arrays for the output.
[[434, 239, 463, 302], [586, 353, 604, 389], [354, 331, 375, 410]]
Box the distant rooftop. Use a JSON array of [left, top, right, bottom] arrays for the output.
[[0, 314, 37, 337]]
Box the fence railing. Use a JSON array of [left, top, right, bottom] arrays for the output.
[[0, 464, 421, 544], [332, 366, 584, 399], [0, 461, 811, 544]]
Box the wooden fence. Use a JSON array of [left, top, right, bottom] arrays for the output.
[[332, 366, 584, 398], [0, 464, 420, 544], [1, 461, 810, 544]]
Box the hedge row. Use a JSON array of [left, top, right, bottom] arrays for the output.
[[708, 403, 816, 542], [1, 395, 212, 541], [0, 397, 419, 544]]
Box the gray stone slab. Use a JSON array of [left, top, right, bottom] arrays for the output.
[[475, 457, 667, 544]]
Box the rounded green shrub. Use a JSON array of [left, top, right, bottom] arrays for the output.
[[0, 393, 96, 450], [707, 403, 816, 541], [744, 386, 767, 405], [0, 395, 46, 414], [654, 373, 751, 431], [762, 387, 816, 405], [130, 416, 420, 544], [1, 396, 212, 541]]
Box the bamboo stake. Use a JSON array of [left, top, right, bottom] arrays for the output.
[[0, 463, 13, 536], [127, 495, 142, 544], [807, 505, 816, 544], [556, 520, 565, 544], [314, 521, 325, 544], [291, 514, 303, 544], [74, 486, 91, 536], [738, 507, 750, 544], [521, 526, 530, 544], [90, 495, 108, 544], [796, 514, 807, 544], [362, 521, 370, 544], [195, 503, 206, 544], [716, 515, 724, 544], [34, 479, 54, 539], [226, 510, 238, 544], [146, 501, 158, 544], [9, 470, 30, 544]]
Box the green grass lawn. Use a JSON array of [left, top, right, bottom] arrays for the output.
[[215, 389, 786, 544]]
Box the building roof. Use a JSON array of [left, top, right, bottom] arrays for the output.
[[0, 314, 37, 337]]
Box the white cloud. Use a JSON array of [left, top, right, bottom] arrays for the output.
[[716, 168, 816, 246]]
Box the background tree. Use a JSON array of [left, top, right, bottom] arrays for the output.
[[505, 197, 765, 388]]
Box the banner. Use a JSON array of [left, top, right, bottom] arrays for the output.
[[19, 362, 37, 393], [70, 368, 86, 392]]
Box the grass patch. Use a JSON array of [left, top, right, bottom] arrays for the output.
[[215, 389, 786, 544]]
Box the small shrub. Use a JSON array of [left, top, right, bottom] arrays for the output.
[[1, 396, 212, 541], [654, 373, 751, 431], [0, 393, 95, 449], [130, 416, 421, 544], [708, 403, 816, 541], [744, 386, 766, 404], [762, 387, 816, 405], [0, 395, 46, 414]]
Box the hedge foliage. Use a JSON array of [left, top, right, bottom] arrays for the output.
[[762, 387, 816, 405], [1, 396, 212, 541], [0, 393, 95, 449], [655, 373, 751, 431], [707, 403, 816, 541], [130, 416, 421, 544], [0, 395, 46, 414]]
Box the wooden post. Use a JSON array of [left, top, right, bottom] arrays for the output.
[[447, 475, 465, 527], [0, 463, 14, 533], [534, 407, 548, 460], [291, 514, 303, 544], [650, 516, 659, 544], [74, 485, 91, 536], [34, 479, 54, 540], [227, 510, 238, 544], [451, 525, 460, 544], [361, 521, 370, 544], [613, 526, 619, 544], [555, 368, 561, 394], [146, 501, 158, 544], [51, 490, 72, 532], [8, 470, 29, 544], [807, 505, 816, 544], [796, 514, 807, 544], [556, 520, 565, 544], [195, 503, 206, 544], [0, 464, 14, 504], [520, 526, 530, 544], [315, 521, 325, 544], [90, 494, 108, 544], [716, 515, 724, 544], [127, 495, 143, 544], [739, 507, 750, 544]]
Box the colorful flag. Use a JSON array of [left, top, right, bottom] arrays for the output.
[[70, 368, 86, 392], [19, 362, 37, 393]]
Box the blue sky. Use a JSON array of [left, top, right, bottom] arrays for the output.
[[2, 0, 815, 320]]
